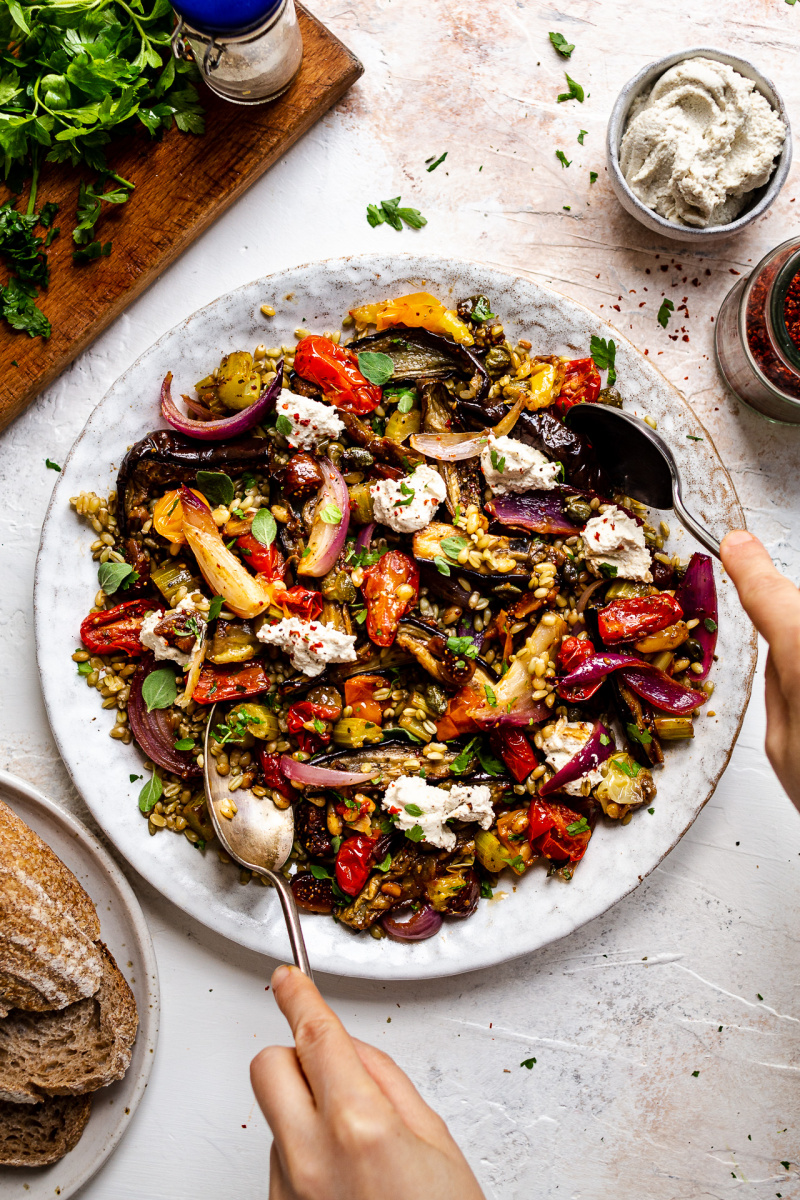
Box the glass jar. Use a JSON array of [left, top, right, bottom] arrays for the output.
[[172, 0, 303, 106], [715, 235, 800, 424]]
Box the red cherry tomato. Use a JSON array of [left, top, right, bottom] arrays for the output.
[[490, 728, 537, 783], [257, 749, 294, 800], [237, 535, 286, 579], [361, 550, 419, 647], [554, 357, 601, 418], [557, 636, 602, 702], [192, 662, 271, 704], [335, 834, 381, 897], [80, 599, 151, 656], [598, 594, 683, 645], [294, 335, 382, 414], [278, 585, 324, 622], [528, 799, 591, 863]]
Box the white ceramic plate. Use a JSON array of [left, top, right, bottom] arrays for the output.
[[0, 769, 159, 1199], [35, 254, 756, 980]]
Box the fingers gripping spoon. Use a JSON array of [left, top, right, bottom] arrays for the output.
[[564, 403, 721, 559], [204, 706, 313, 978]]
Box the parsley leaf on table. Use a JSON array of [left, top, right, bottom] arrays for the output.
[[548, 31, 574, 57], [657, 297, 674, 328], [366, 196, 427, 231], [557, 74, 584, 103], [555, 150, 572, 169]]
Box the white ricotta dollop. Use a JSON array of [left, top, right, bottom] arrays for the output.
[[381, 775, 494, 851], [480, 433, 561, 495], [620, 57, 786, 228], [275, 389, 345, 451], [139, 596, 202, 667], [539, 718, 604, 798], [369, 464, 447, 533], [257, 617, 357, 678], [581, 505, 652, 582]]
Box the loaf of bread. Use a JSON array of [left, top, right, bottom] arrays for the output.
[[0, 798, 139, 1167], [0, 799, 103, 1016]]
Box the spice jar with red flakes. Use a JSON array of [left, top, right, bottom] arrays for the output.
[[716, 236, 800, 424]]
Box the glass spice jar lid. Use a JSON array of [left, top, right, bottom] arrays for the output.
[[172, 0, 283, 35]]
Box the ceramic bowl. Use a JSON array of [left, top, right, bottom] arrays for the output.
[[606, 47, 792, 242]]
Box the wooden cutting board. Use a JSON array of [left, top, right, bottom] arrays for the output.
[[0, 5, 362, 434]]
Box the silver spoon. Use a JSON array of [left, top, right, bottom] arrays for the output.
[[203, 706, 313, 978], [564, 403, 721, 559]]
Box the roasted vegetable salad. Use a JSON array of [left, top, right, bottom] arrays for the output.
[[70, 290, 718, 941]]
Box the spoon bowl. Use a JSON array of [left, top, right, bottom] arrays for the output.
[[204, 706, 312, 976], [564, 403, 721, 558]]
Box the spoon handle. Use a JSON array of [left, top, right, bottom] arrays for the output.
[[672, 487, 721, 560], [265, 869, 314, 980]]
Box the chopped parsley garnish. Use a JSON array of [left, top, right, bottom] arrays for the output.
[[590, 334, 617, 387], [626, 723, 652, 746], [313, 718, 326, 735], [426, 152, 447, 172], [129, 773, 142, 783], [440, 535, 469, 560], [174, 737, 195, 751], [366, 196, 427, 231], [77, 661, 92, 676], [548, 31, 574, 57], [476, 743, 505, 776], [446, 635, 478, 659], [657, 297, 674, 328], [138, 774, 162, 814], [577, 129, 587, 145], [405, 824, 425, 842], [691, 1070, 700, 1078], [599, 734, 610, 746], [484, 684, 498, 707], [196, 470, 234, 508], [207, 596, 224, 622], [396, 481, 416, 507], [385, 386, 416, 413], [590, 171, 598, 184], [557, 73, 584, 103], [686, 434, 703, 441], [556, 150, 572, 169], [450, 737, 478, 775], [520, 1056, 537, 1068], [480, 880, 494, 899], [566, 817, 589, 835], [433, 555, 451, 576], [309, 864, 332, 880], [357, 350, 394, 385], [45, 457, 61, 471], [97, 560, 138, 595], [599, 562, 618, 579], [275, 413, 294, 437], [251, 507, 277, 546], [490, 449, 506, 473], [704, 617, 717, 633], [614, 758, 641, 779], [320, 503, 343, 524]]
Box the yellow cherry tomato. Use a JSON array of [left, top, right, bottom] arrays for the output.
[[349, 291, 474, 346], [152, 488, 210, 545]]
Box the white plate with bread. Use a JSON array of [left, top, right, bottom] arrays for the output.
[[0, 770, 159, 1199]]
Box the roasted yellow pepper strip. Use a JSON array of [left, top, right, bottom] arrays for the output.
[[349, 291, 474, 346]]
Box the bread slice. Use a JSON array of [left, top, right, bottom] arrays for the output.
[[0, 1094, 92, 1166], [0, 943, 138, 1104], [0, 799, 103, 1015]]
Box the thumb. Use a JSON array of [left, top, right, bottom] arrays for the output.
[[720, 530, 799, 652]]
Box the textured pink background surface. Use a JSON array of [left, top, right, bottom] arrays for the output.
[[0, 2, 798, 1196]]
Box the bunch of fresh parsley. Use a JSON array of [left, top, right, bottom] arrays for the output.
[[0, 0, 205, 337]]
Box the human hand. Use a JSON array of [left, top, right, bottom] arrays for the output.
[[721, 529, 800, 811], [251, 965, 485, 1200]]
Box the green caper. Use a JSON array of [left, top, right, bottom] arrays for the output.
[[484, 347, 512, 378], [598, 386, 624, 408], [341, 447, 375, 470], [424, 683, 448, 716], [685, 638, 704, 663], [322, 569, 356, 605], [564, 496, 592, 524]]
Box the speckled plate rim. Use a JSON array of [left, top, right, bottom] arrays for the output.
[[34, 252, 756, 980], [0, 768, 159, 1199]]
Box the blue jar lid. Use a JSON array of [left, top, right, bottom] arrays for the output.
[[173, 0, 282, 36]]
